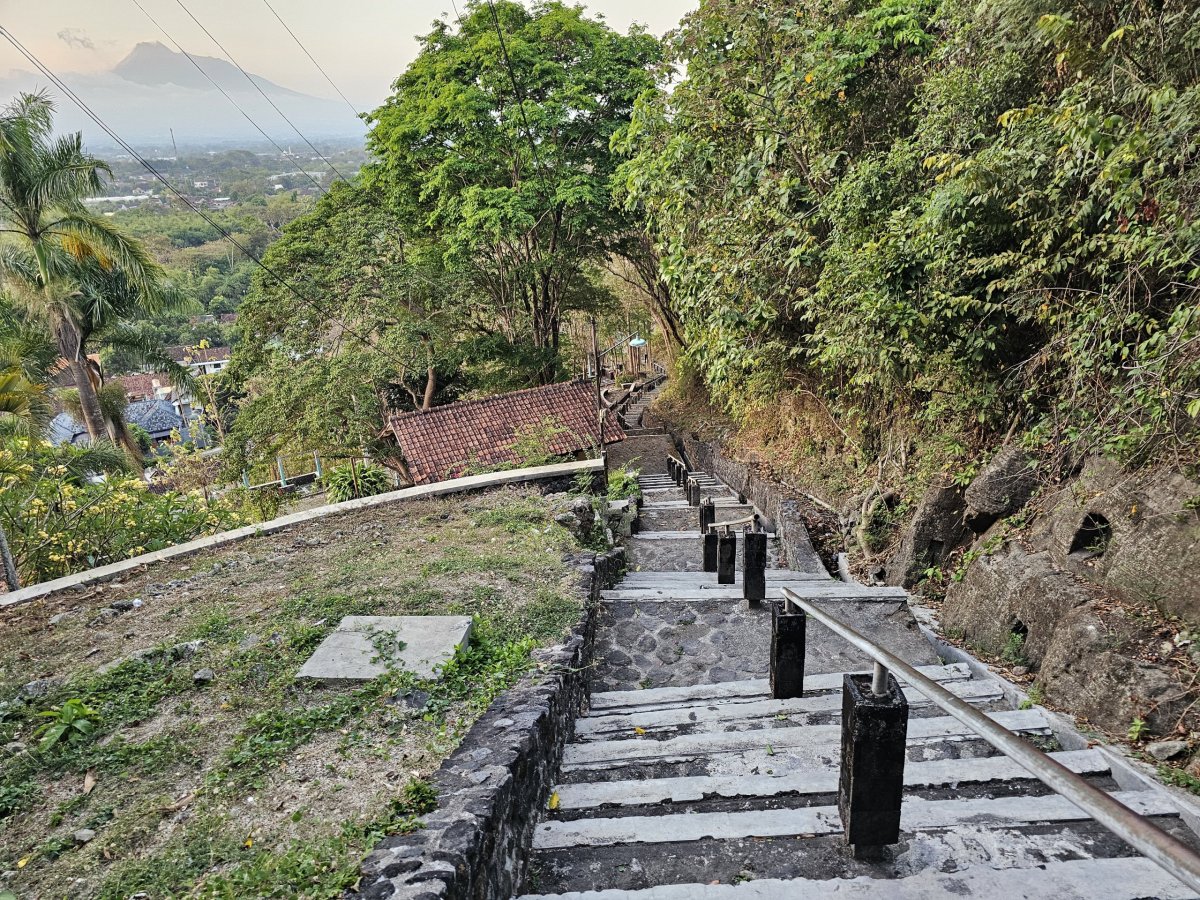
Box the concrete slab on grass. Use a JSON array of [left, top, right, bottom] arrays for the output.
[[297, 615, 472, 682]]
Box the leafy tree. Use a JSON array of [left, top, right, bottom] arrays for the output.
[[616, 0, 1200, 466], [0, 92, 172, 444], [365, 1, 662, 383], [222, 183, 471, 476]]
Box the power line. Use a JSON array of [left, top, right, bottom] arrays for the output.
[[170, 0, 350, 184], [259, 0, 361, 121], [128, 0, 328, 195], [482, 0, 553, 201], [0, 25, 419, 376]]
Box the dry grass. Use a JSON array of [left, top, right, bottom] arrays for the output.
[[0, 485, 586, 899]]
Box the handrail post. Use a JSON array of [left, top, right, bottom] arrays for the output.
[[770, 592, 805, 699], [687, 476, 700, 507], [743, 526, 767, 606], [674, 463, 684, 487], [840, 669, 909, 859], [702, 528, 718, 573], [716, 529, 736, 584], [698, 497, 715, 533]]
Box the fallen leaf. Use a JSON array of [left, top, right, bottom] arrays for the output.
[[16, 858, 29, 869], [633, 726, 647, 735], [547, 791, 560, 810], [83, 770, 97, 795], [244, 837, 253, 848]]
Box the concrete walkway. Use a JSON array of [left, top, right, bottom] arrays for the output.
[[519, 467, 1200, 899]]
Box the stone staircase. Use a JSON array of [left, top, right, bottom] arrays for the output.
[[620, 381, 665, 430], [518, 470, 1200, 899]]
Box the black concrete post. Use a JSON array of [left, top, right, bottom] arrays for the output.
[[770, 602, 806, 699], [674, 465, 685, 487], [839, 672, 908, 857], [688, 478, 701, 507], [667, 457, 677, 479], [717, 531, 736, 584], [743, 530, 767, 605], [698, 498, 715, 533], [702, 531, 718, 572]]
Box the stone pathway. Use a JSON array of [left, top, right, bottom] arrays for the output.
[[518, 467, 1200, 899]]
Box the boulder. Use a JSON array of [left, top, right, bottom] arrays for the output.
[[1038, 602, 1192, 735], [1036, 457, 1200, 624], [885, 480, 972, 587], [963, 445, 1038, 533], [941, 540, 1091, 664]]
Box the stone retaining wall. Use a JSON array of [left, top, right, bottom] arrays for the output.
[[674, 434, 825, 575], [351, 548, 625, 900]]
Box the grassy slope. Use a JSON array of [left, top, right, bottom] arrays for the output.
[[0, 486, 586, 899]]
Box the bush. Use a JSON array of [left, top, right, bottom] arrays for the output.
[[0, 438, 242, 585], [323, 462, 392, 503], [607, 468, 641, 501]]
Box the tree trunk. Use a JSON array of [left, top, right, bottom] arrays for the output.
[[421, 367, 437, 411], [0, 522, 19, 592], [68, 357, 108, 443]]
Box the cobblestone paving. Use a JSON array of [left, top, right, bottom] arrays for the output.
[[591, 599, 771, 691]]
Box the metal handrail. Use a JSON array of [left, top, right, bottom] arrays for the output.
[[708, 514, 758, 533], [780, 587, 1200, 894]]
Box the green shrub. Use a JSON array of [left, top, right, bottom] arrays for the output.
[[323, 463, 392, 503], [607, 468, 641, 501]]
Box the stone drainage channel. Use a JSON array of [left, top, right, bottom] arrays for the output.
[[515, 467, 1200, 899]]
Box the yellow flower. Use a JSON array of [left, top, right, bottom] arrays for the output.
[[804, 72, 814, 84]]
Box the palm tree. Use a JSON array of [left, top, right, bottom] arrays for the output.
[[0, 91, 169, 444]]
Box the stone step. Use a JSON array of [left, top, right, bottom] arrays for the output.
[[551, 748, 1110, 811], [533, 790, 1178, 850], [561, 709, 1053, 773], [616, 572, 829, 586], [518, 856, 1198, 900], [599, 584, 906, 602], [628, 531, 778, 541], [573, 679, 1004, 740], [589, 664, 974, 713]]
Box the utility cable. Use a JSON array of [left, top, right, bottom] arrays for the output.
[[259, 0, 361, 121], [129, 0, 328, 194], [482, 0, 553, 201], [170, 0, 350, 184], [0, 26, 421, 375]]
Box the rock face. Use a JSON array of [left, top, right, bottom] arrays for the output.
[[885, 480, 972, 588], [942, 455, 1200, 736], [1035, 457, 1200, 623], [942, 541, 1091, 665], [963, 446, 1038, 533]]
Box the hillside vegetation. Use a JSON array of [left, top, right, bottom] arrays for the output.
[[617, 0, 1200, 475]]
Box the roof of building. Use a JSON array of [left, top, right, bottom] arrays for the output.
[[167, 346, 231, 364], [126, 399, 183, 437], [383, 380, 625, 485], [117, 373, 171, 400], [48, 412, 89, 446]]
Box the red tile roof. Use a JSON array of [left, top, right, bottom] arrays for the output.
[[167, 346, 231, 364], [117, 373, 171, 400], [383, 380, 625, 485]]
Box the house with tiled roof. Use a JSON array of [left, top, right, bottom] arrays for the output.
[[381, 380, 625, 485], [167, 345, 231, 376], [117, 373, 173, 402]]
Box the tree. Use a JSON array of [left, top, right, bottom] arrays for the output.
[[0, 92, 173, 444], [222, 182, 472, 477], [365, 1, 662, 383]]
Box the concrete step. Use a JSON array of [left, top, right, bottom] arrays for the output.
[[519, 856, 1198, 900], [532, 790, 1179, 849], [588, 664, 975, 714], [599, 584, 906, 602], [551, 748, 1110, 811], [615, 571, 829, 586], [560, 709, 1054, 774], [573, 679, 1005, 740], [628, 531, 778, 540]]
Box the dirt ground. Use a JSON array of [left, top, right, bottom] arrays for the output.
[[0, 485, 587, 899]]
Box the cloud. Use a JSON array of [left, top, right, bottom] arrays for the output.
[[57, 28, 96, 51]]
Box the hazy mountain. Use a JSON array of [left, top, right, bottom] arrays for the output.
[[114, 41, 302, 97], [0, 42, 364, 148]]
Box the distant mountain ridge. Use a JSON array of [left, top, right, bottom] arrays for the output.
[[113, 41, 302, 98], [0, 42, 364, 145]]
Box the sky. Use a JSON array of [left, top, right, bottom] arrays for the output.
[[0, 0, 696, 109]]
